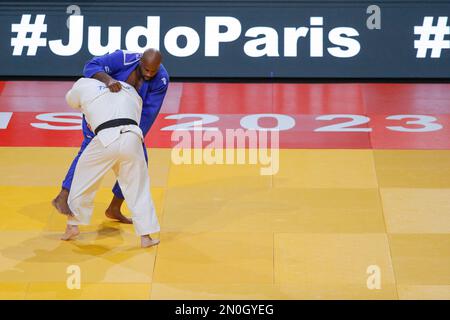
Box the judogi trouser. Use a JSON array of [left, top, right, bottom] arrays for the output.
[[67, 125, 160, 236]]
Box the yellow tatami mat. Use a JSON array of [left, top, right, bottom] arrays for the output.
[[0, 147, 449, 299]]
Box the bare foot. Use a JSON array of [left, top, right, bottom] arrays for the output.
[[105, 207, 132, 224], [141, 235, 160, 248], [52, 189, 73, 216], [61, 225, 80, 241]]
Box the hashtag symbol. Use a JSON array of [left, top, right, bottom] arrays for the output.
[[11, 14, 47, 56], [414, 16, 450, 58]]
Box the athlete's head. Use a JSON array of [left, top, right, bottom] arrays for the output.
[[138, 48, 162, 81]]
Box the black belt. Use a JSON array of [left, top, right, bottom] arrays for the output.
[[94, 118, 138, 135]]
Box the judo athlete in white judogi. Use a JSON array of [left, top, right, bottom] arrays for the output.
[[61, 77, 160, 248]]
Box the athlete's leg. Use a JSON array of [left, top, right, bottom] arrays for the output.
[[106, 110, 151, 222], [52, 116, 94, 215]]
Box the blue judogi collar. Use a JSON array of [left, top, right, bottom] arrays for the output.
[[83, 50, 167, 104]]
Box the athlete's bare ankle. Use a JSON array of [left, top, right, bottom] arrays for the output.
[[106, 204, 120, 212], [59, 188, 69, 198]]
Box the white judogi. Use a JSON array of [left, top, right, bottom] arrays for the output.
[[65, 78, 160, 235]]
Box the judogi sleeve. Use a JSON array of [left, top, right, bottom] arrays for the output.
[[140, 75, 169, 136], [83, 50, 125, 78], [65, 82, 82, 110]]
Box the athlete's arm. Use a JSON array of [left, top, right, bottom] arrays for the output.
[[83, 50, 123, 92]]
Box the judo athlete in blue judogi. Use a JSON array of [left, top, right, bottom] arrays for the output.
[[52, 48, 169, 224]]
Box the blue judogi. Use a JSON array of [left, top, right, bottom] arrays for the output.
[[62, 50, 169, 199]]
